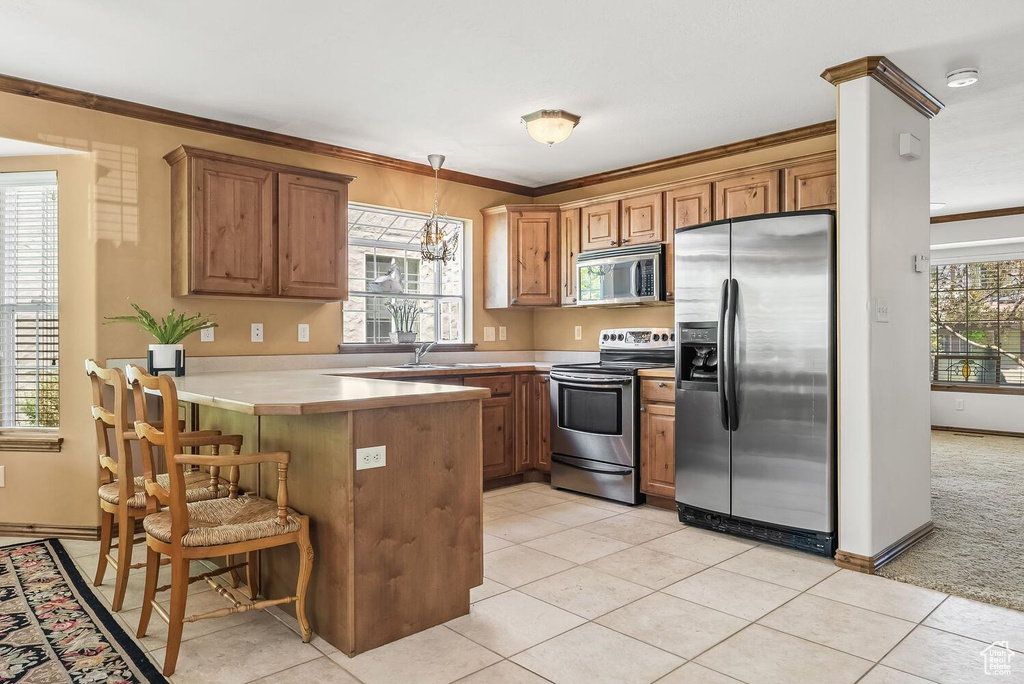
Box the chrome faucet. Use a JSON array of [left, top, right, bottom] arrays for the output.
[[413, 341, 436, 365]]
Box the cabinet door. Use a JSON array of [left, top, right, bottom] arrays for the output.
[[560, 208, 581, 306], [278, 173, 348, 299], [481, 395, 515, 481], [714, 171, 779, 220], [640, 403, 676, 498], [664, 183, 712, 301], [514, 375, 532, 472], [581, 201, 620, 251], [536, 374, 551, 472], [784, 159, 837, 211], [620, 192, 664, 246], [191, 157, 275, 295], [510, 209, 559, 306]]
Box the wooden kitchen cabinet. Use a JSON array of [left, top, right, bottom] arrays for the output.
[[481, 395, 516, 480], [784, 158, 837, 211], [535, 374, 552, 472], [560, 208, 581, 306], [482, 205, 560, 308], [620, 192, 664, 246], [512, 373, 552, 474], [664, 182, 712, 300], [581, 201, 620, 251], [714, 170, 779, 220], [640, 397, 676, 499], [166, 146, 354, 300]]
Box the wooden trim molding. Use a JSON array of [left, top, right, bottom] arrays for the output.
[[336, 343, 477, 354], [932, 425, 1024, 439], [834, 521, 935, 573], [0, 523, 99, 541], [931, 205, 1024, 224], [0, 72, 534, 197], [533, 121, 836, 197], [931, 382, 1024, 396], [0, 433, 63, 452], [820, 56, 944, 119]]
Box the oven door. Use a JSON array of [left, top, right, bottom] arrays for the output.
[[550, 371, 635, 467]]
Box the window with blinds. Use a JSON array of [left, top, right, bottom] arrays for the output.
[[0, 171, 59, 429]]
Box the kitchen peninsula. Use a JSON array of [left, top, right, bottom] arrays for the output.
[[170, 370, 489, 656]]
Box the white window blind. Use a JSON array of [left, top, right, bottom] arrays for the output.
[[0, 171, 59, 429]]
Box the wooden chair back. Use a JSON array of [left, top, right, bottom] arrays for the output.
[[85, 359, 134, 501], [126, 365, 190, 536]]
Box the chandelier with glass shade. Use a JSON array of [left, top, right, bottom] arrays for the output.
[[420, 154, 459, 263]]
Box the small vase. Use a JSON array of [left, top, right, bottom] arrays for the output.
[[394, 331, 416, 343], [148, 343, 185, 376]]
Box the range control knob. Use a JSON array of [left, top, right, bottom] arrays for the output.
[[602, 333, 609, 341], [617, 333, 625, 341], [670, 332, 676, 341]]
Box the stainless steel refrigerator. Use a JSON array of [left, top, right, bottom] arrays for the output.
[[673, 210, 836, 556]]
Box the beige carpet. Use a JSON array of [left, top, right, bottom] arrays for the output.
[[876, 430, 1024, 611]]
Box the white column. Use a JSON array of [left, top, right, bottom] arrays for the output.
[[836, 76, 933, 559]]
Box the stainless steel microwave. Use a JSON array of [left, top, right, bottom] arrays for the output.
[[575, 243, 665, 306]]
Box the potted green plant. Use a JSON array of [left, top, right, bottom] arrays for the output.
[[105, 303, 216, 375], [384, 299, 421, 344]]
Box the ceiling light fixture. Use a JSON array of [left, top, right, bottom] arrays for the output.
[[521, 109, 581, 145], [420, 154, 459, 263], [931, 202, 946, 211], [946, 67, 980, 88]]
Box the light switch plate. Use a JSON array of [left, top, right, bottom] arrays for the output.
[[874, 298, 890, 323], [483, 327, 496, 342], [251, 323, 264, 342], [297, 323, 310, 343], [574, 325, 583, 341], [0, 465, 5, 487], [955, 399, 965, 411], [200, 327, 215, 342], [499, 326, 507, 341], [356, 445, 386, 470]]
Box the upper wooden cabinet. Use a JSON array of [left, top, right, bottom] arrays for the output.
[[664, 182, 712, 300], [166, 146, 353, 300], [714, 170, 779, 220], [560, 208, 581, 306], [620, 192, 664, 246], [482, 205, 560, 308], [784, 158, 837, 211], [581, 201, 620, 251]]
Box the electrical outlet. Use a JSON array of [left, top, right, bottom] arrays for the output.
[[297, 323, 310, 343], [574, 325, 583, 341], [483, 327, 496, 342], [355, 445, 386, 470], [200, 327, 215, 342], [499, 326, 507, 341], [874, 298, 890, 323], [0, 465, 5, 487], [955, 399, 965, 411], [251, 323, 264, 342]]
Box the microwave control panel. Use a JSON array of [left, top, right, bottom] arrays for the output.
[[638, 260, 656, 297]]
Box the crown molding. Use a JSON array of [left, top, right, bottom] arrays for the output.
[[533, 121, 836, 197], [930, 205, 1024, 224], [0, 73, 535, 197], [820, 56, 944, 119]]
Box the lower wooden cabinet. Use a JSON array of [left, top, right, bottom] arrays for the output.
[[481, 395, 515, 480], [535, 374, 551, 473], [640, 399, 676, 499]]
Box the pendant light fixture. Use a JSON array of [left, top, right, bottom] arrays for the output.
[[420, 154, 459, 263], [521, 109, 581, 145]]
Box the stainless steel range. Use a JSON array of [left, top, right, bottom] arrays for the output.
[[549, 328, 674, 504]]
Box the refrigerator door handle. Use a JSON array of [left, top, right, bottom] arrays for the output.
[[727, 278, 739, 431], [718, 279, 730, 431]]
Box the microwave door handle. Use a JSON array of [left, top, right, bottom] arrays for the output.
[[718, 279, 729, 431], [630, 261, 640, 297]]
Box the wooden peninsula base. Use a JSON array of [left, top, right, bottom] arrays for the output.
[[193, 394, 483, 656]]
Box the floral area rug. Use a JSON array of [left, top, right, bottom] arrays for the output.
[[0, 538, 167, 683]]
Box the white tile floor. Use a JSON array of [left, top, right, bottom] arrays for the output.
[[13, 481, 1024, 683]]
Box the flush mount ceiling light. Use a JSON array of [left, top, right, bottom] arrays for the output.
[[931, 202, 947, 210], [946, 67, 980, 88], [521, 109, 581, 145]]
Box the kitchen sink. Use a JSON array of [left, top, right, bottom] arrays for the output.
[[384, 363, 503, 370]]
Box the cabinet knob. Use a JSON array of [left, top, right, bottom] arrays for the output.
[[609, 240, 616, 245], [511, 298, 518, 304], [622, 238, 630, 244], [658, 382, 666, 388], [639, 406, 646, 413]]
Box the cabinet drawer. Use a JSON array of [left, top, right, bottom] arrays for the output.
[[464, 374, 513, 396], [641, 378, 674, 404]]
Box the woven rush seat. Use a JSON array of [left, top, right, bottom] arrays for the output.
[[143, 496, 302, 547], [98, 471, 229, 509]]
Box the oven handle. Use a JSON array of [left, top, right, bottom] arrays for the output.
[[549, 371, 633, 386], [552, 454, 633, 476]]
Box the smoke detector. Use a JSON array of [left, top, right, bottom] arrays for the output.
[[946, 68, 980, 88]]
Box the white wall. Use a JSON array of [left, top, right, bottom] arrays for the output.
[[929, 213, 1024, 432], [837, 77, 933, 558]]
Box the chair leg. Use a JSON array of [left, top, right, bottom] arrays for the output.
[[226, 555, 241, 588], [94, 509, 113, 587], [295, 521, 314, 643], [136, 546, 160, 638], [162, 557, 190, 677], [245, 551, 260, 599], [110, 512, 134, 612]]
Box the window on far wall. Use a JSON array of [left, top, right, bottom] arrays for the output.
[[931, 260, 1024, 387], [342, 204, 464, 345], [0, 171, 59, 429]]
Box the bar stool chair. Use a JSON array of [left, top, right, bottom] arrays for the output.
[[86, 359, 241, 611], [127, 365, 314, 677]]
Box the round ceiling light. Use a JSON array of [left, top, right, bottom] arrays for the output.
[[521, 109, 581, 145], [946, 67, 980, 88]]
